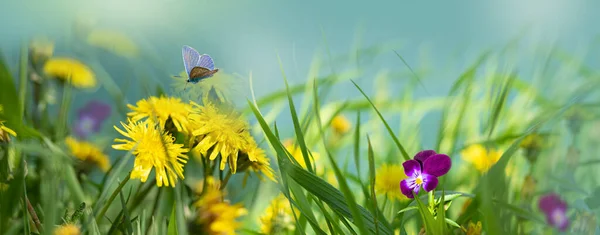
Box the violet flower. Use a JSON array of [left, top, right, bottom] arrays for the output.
[[73, 101, 111, 139], [400, 150, 452, 198], [539, 193, 569, 232]]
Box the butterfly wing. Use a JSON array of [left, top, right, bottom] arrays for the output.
[[198, 54, 215, 70], [182, 45, 201, 76]]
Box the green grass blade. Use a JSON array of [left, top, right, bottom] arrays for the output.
[[18, 43, 28, 116], [393, 50, 428, 94], [351, 80, 410, 160], [167, 203, 177, 235], [487, 72, 516, 137], [285, 163, 393, 235], [312, 79, 369, 235], [354, 111, 362, 178], [367, 136, 380, 234], [246, 100, 325, 235], [119, 192, 134, 235], [278, 54, 315, 173]]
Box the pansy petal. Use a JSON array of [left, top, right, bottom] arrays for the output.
[[422, 174, 439, 192], [422, 154, 452, 177], [538, 193, 561, 213], [402, 160, 421, 177], [400, 179, 415, 198], [414, 150, 437, 163]]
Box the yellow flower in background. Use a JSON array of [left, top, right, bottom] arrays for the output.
[[260, 194, 296, 234], [127, 96, 193, 134], [43, 58, 96, 88], [465, 221, 482, 235], [241, 140, 276, 182], [325, 171, 338, 188], [0, 105, 17, 142], [53, 224, 80, 235], [375, 164, 409, 201], [283, 139, 321, 170], [112, 119, 189, 187], [188, 101, 250, 172], [520, 133, 543, 149], [194, 178, 247, 235], [29, 37, 54, 64], [0, 121, 17, 142], [461, 144, 502, 173], [86, 29, 140, 58], [331, 115, 351, 135], [65, 136, 110, 172], [0, 183, 9, 191]]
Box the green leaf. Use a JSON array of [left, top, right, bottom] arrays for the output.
[[397, 206, 418, 214], [351, 80, 410, 160], [413, 191, 440, 235]]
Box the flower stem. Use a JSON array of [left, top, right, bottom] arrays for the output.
[[96, 174, 130, 222], [219, 171, 233, 190]]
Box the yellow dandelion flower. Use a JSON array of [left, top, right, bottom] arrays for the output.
[[53, 224, 80, 235], [87, 29, 140, 58], [0, 106, 17, 142], [465, 221, 482, 235], [260, 194, 296, 234], [0, 121, 17, 142], [461, 144, 502, 173], [112, 119, 189, 187], [188, 101, 250, 173], [283, 139, 321, 170], [325, 171, 338, 188], [127, 96, 193, 134], [0, 183, 9, 191], [331, 115, 351, 135], [65, 136, 110, 172], [43, 58, 96, 88], [241, 141, 276, 182], [375, 164, 409, 201], [29, 37, 54, 64], [194, 179, 247, 235]]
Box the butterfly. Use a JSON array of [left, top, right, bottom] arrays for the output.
[[181, 45, 219, 86]]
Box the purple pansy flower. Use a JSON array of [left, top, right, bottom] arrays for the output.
[[400, 150, 452, 198], [73, 101, 112, 139], [539, 193, 569, 232]]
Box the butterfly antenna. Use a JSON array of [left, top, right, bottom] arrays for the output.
[[183, 81, 189, 92]]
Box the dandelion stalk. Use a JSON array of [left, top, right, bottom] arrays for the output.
[[219, 171, 233, 190], [96, 174, 131, 222]]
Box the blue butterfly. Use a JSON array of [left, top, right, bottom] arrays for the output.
[[181, 45, 219, 85]]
